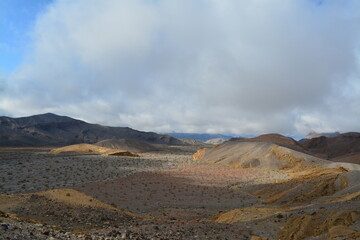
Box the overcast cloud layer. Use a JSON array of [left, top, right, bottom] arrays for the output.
[[1, 0, 360, 135]]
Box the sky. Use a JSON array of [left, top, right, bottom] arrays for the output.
[[0, 0, 51, 75], [0, 0, 359, 136]]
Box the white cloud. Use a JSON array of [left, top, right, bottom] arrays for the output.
[[1, 0, 360, 135]]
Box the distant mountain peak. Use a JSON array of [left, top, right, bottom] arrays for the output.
[[39, 112, 58, 116], [305, 131, 340, 139], [166, 133, 234, 141], [0, 113, 183, 146]]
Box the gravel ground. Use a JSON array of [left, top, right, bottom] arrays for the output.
[[1, 147, 359, 240], [0, 148, 193, 194], [0, 215, 255, 240]]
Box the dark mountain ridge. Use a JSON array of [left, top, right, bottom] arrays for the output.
[[166, 133, 235, 141], [0, 113, 183, 146], [230, 133, 306, 153], [299, 132, 360, 160]]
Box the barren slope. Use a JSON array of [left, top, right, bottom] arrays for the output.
[[0, 189, 138, 231], [193, 141, 328, 170], [233, 133, 304, 152], [0, 113, 183, 146], [300, 132, 360, 162], [200, 141, 360, 239]]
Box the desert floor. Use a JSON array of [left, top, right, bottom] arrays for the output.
[[0, 147, 359, 240]]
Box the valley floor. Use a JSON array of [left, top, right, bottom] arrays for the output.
[[0, 147, 359, 240]]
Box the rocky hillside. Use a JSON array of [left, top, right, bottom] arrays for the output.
[[229, 133, 360, 164], [193, 141, 329, 170], [300, 132, 360, 162], [0, 113, 183, 146], [233, 133, 304, 152]]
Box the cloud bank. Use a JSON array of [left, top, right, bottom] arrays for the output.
[[1, 0, 360, 135]]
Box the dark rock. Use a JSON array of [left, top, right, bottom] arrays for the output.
[[1, 223, 9, 231], [85, 235, 93, 240]]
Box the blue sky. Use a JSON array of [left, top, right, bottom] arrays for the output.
[[0, 0, 52, 75], [0, 0, 359, 135]]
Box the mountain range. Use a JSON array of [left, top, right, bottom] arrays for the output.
[[1, 113, 359, 164], [304, 131, 340, 139], [166, 132, 235, 141], [0, 113, 183, 146], [300, 132, 360, 163]]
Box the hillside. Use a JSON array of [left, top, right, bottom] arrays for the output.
[[178, 138, 208, 146], [193, 141, 329, 170], [0, 113, 183, 146], [232, 133, 305, 152], [0, 189, 138, 232], [95, 139, 158, 153], [204, 138, 228, 145], [305, 131, 340, 139], [300, 132, 360, 162]]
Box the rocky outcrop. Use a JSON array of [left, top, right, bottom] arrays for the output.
[[193, 148, 207, 160]]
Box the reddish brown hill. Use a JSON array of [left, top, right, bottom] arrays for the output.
[[233, 134, 305, 152], [300, 132, 360, 162]]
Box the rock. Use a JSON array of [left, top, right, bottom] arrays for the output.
[[1, 223, 9, 231], [121, 230, 129, 239], [328, 225, 360, 239], [250, 236, 269, 240]]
